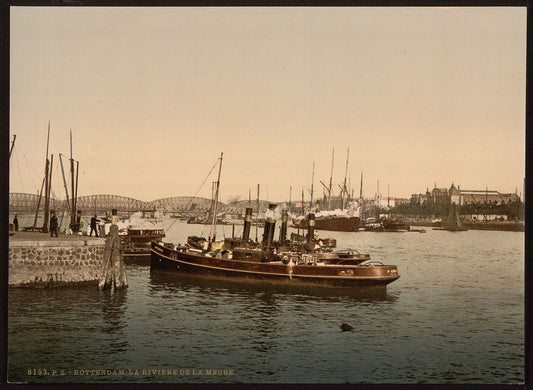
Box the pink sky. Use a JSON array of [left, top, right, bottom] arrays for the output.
[[9, 7, 526, 202]]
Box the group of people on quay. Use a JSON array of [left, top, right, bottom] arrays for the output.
[[11, 213, 100, 237]]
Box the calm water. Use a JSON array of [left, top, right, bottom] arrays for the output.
[[8, 218, 525, 384]]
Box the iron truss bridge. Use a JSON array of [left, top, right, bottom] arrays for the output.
[[9, 193, 251, 215]]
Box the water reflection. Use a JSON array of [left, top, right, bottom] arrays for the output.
[[97, 288, 129, 354], [148, 270, 397, 303]]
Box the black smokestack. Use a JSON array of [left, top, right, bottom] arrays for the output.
[[306, 213, 315, 243], [262, 203, 277, 247], [279, 209, 288, 242], [242, 207, 253, 241], [262, 223, 271, 246]]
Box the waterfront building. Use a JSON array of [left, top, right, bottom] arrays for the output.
[[431, 186, 450, 204], [395, 198, 410, 207], [410, 184, 520, 207], [378, 196, 396, 209], [458, 189, 520, 206], [449, 183, 461, 204], [410, 190, 430, 205]]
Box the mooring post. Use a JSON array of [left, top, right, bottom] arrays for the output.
[[98, 209, 128, 290]]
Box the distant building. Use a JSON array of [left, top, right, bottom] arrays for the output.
[[410, 183, 521, 207], [378, 197, 396, 209], [449, 183, 461, 204], [410, 190, 430, 205], [395, 198, 410, 206], [431, 186, 450, 204], [458, 189, 520, 206]]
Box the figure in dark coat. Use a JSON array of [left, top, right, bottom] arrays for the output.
[[90, 215, 100, 237], [13, 215, 18, 231], [50, 213, 59, 237]]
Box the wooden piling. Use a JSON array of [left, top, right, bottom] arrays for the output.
[[98, 224, 128, 290]]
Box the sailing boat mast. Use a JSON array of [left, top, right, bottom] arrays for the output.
[[70, 130, 76, 228], [342, 148, 349, 210], [42, 122, 52, 231], [359, 170, 363, 200], [66, 130, 81, 232], [301, 189, 304, 216], [47, 154, 54, 220], [376, 180, 380, 218], [9, 135, 16, 160], [255, 184, 260, 242], [59, 154, 71, 213], [208, 152, 223, 246], [310, 161, 315, 211], [329, 148, 334, 210]]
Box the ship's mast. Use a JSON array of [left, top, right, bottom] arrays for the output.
[[59, 154, 71, 213], [255, 184, 260, 242], [32, 122, 51, 232], [32, 123, 51, 231], [359, 170, 363, 199], [9, 135, 16, 160], [310, 161, 315, 211], [376, 180, 380, 218], [342, 148, 349, 209], [70, 129, 76, 228], [208, 152, 223, 247], [388, 184, 390, 208], [329, 148, 334, 209], [320, 148, 335, 210], [42, 122, 51, 231], [301, 189, 304, 216]]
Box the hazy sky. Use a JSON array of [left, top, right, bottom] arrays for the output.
[[9, 7, 526, 203]]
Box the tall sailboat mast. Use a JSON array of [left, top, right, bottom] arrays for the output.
[[31, 123, 52, 231], [329, 148, 334, 209], [301, 189, 304, 216], [208, 152, 223, 245], [9, 135, 16, 160], [342, 148, 349, 209], [310, 161, 315, 211], [70, 130, 76, 227], [59, 154, 71, 213], [359, 170, 364, 199], [42, 122, 51, 231]]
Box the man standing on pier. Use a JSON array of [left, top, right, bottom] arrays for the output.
[[50, 212, 59, 237], [90, 215, 100, 237], [13, 215, 18, 231]]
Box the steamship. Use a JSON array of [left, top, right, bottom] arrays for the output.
[[107, 211, 166, 261], [361, 218, 411, 232], [292, 215, 360, 232], [151, 206, 399, 289]]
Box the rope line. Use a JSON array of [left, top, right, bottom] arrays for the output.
[[14, 147, 24, 193], [22, 152, 39, 194], [166, 157, 220, 232]]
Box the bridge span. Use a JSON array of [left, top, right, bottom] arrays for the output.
[[9, 193, 253, 215]]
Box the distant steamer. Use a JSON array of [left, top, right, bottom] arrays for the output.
[[292, 215, 360, 232]]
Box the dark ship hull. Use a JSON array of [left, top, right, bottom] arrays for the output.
[[151, 242, 398, 288], [292, 216, 360, 232], [363, 219, 410, 232]]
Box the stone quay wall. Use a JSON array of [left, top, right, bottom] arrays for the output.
[[9, 238, 107, 287]]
